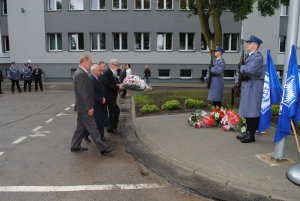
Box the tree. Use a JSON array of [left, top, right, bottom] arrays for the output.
[[186, 0, 289, 58]]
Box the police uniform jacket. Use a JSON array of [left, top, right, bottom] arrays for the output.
[[9, 67, 21, 80], [23, 67, 33, 81], [207, 57, 225, 102], [239, 51, 264, 118]]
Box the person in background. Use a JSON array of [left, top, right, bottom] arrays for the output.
[[8, 62, 22, 93], [207, 47, 226, 108], [33, 64, 43, 92], [144, 65, 151, 85], [126, 63, 132, 76], [119, 64, 127, 98], [23, 63, 33, 92], [99, 61, 109, 128], [0, 69, 3, 94]]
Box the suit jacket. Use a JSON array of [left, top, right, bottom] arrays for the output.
[[33, 68, 43, 80], [74, 67, 94, 113], [119, 70, 127, 83], [102, 68, 119, 100]]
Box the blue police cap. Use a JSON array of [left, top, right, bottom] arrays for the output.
[[246, 35, 263, 45], [215, 47, 225, 53]]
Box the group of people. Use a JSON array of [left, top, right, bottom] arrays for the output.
[[71, 56, 133, 154], [0, 62, 44, 93], [207, 34, 264, 144]]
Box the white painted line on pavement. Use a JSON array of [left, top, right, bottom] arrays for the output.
[[0, 183, 165, 192], [56, 113, 72, 117], [29, 134, 46, 137], [0, 152, 4, 156], [71, 104, 75, 107], [12, 136, 27, 144], [65, 107, 70, 111], [45, 118, 54, 123], [49, 85, 56, 88], [31, 126, 42, 132]]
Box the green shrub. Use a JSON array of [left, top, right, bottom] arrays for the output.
[[272, 105, 280, 116], [162, 100, 180, 111], [140, 104, 159, 113], [185, 99, 205, 109], [297, 122, 300, 128]]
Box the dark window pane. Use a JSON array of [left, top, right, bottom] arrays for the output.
[[158, 0, 163, 9], [201, 33, 208, 50], [180, 69, 192, 77], [224, 70, 235, 77], [223, 34, 230, 51], [144, 0, 150, 9], [100, 0, 105, 9], [135, 0, 142, 9], [187, 33, 194, 50], [166, 33, 172, 50], [78, 33, 84, 50], [122, 33, 127, 49], [135, 33, 142, 50], [113, 0, 119, 9], [57, 34, 62, 50], [279, 36, 286, 52], [166, 0, 172, 9], [5, 36, 9, 51], [180, 0, 187, 9], [49, 34, 56, 50], [113, 33, 120, 50], [122, 0, 127, 9], [3, 0, 7, 14], [144, 33, 150, 50], [158, 69, 170, 77], [91, 33, 98, 50], [100, 33, 106, 49], [231, 34, 238, 51], [179, 33, 185, 50], [56, 0, 62, 9]]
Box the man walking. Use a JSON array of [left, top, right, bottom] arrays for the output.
[[236, 35, 264, 143], [144, 65, 151, 85], [23, 63, 33, 92], [102, 59, 123, 134], [207, 47, 225, 107], [71, 55, 113, 154], [33, 64, 43, 92], [8, 62, 22, 93]]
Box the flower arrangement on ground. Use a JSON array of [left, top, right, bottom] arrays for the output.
[[122, 75, 152, 91]]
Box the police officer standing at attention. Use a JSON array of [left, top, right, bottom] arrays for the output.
[[23, 63, 33, 92], [9, 62, 22, 93], [236, 35, 263, 143], [207, 47, 225, 107]]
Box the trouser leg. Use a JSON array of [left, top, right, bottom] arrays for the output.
[[39, 79, 43, 91], [28, 81, 32, 92], [11, 80, 15, 92], [16, 80, 21, 92], [107, 100, 120, 130], [35, 80, 38, 91], [71, 115, 85, 149], [0, 82, 2, 93], [24, 81, 27, 92]]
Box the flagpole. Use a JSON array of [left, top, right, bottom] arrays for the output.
[[273, 0, 300, 160], [290, 121, 300, 156]]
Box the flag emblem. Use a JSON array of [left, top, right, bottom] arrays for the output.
[[261, 72, 271, 114], [282, 75, 296, 108]]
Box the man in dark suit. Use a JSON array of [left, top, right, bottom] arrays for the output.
[[102, 59, 123, 134], [90, 64, 110, 142], [71, 55, 113, 154], [33, 64, 43, 92], [119, 65, 127, 98]]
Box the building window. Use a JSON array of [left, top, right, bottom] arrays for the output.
[[135, 32, 150, 51], [112, 0, 127, 10], [48, 33, 62, 51], [180, 0, 194, 10], [91, 33, 106, 51], [180, 69, 192, 79], [158, 69, 170, 79], [2, 36, 9, 53], [113, 33, 128, 51], [180, 33, 194, 51], [157, 33, 172, 51], [223, 70, 235, 79], [2, 0, 7, 15], [280, 5, 288, 16], [223, 33, 239, 52], [69, 0, 84, 10], [135, 0, 150, 10], [201, 33, 211, 51], [91, 0, 106, 10], [69, 33, 84, 51], [48, 0, 62, 11], [279, 36, 286, 53], [157, 0, 173, 10]]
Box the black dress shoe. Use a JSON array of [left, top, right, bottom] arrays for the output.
[[240, 135, 255, 143], [83, 136, 91, 143], [102, 137, 110, 142], [101, 146, 114, 155], [71, 147, 88, 152], [236, 131, 249, 140]]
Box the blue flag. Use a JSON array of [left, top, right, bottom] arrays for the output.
[[258, 50, 282, 133], [274, 45, 300, 143]]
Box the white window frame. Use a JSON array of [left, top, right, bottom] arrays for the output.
[[2, 0, 7, 15], [179, 33, 194, 51], [280, 5, 288, 16], [91, 33, 106, 51], [90, 0, 106, 10], [278, 35, 286, 53], [3, 36, 9, 53], [69, 0, 84, 11], [48, 0, 62, 11], [113, 33, 128, 51], [69, 33, 84, 51], [158, 69, 171, 79], [134, 32, 150, 51], [223, 33, 239, 52], [179, 69, 192, 79], [157, 0, 173, 10], [179, 0, 193, 10], [112, 0, 128, 10], [134, 0, 151, 10], [157, 33, 173, 51], [48, 33, 62, 52]]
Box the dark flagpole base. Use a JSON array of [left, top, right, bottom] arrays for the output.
[[287, 163, 300, 185]]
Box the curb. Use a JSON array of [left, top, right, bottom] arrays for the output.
[[122, 97, 282, 201]]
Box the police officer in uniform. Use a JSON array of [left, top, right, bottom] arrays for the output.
[[236, 35, 264, 143], [207, 47, 225, 107]]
